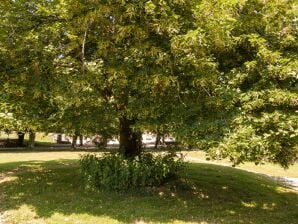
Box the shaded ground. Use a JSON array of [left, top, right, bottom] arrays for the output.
[[0, 157, 297, 224]]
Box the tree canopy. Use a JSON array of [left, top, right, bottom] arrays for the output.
[[0, 0, 297, 167]]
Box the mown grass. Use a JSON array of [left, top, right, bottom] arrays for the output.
[[0, 151, 86, 164], [1, 150, 297, 178], [0, 152, 297, 224], [185, 151, 298, 178]]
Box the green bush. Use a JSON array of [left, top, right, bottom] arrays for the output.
[[80, 152, 185, 190]]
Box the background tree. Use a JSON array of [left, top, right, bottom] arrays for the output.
[[0, 0, 64, 147], [204, 0, 298, 168]]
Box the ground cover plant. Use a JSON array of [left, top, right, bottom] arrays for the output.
[[0, 151, 297, 224], [80, 152, 185, 190]]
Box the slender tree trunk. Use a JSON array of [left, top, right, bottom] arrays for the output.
[[17, 132, 25, 147], [72, 135, 78, 149], [28, 131, 36, 148], [101, 136, 108, 148], [155, 132, 161, 149], [79, 135, 83, 147], [119, 116, 142, 157], [56, 134, 62, 144], [187, 144, 193, 150], [161, 135, 165, 145], [5, 130, 11, 145]]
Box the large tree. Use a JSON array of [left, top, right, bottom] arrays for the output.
[[51, 0, 203, 156]]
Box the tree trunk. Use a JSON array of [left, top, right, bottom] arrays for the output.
[[79, 135, 83, 147], [72, 135, 78, 149], [101, 136, 108, 148], [119, 116, 142, 157], [28, 131, 36, 148], [161, 135, 165, 145], [56, 134, 62, 144], [155, 133, 161, 149], [17, 132, 25, 147]]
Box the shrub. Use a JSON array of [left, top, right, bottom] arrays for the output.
[[80, 152, 185, 190]]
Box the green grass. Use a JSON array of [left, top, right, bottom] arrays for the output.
[[0, 152, 297, 224], [184, 151, 298, 178], [0, 151, 85, 164]]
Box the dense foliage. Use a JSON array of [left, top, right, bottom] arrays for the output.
[[207, 0, 298, 167], [0, 0, 297, 167], [80, 152, 184, 190]]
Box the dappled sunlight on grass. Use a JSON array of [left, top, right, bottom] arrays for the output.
[[261, 203, 276, 211], [0, 159, 297, 224], [0, 151, 94, 164], [0, 175, 18, 184], [241, 201, 257, 208]]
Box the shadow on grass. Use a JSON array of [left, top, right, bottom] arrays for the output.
[[0, 160, 297, 224]]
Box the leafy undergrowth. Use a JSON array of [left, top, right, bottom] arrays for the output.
[[80, 152, 184, 190], [0, 160, 297, 224]]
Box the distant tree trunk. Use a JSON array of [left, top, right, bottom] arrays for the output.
[[28, 131, 36, 148], [56, 134, 62, 144], [155, 132, 161, 149], [17, 132, 25, 147], [101, 136, 108, 148], [72, 135, 78, 149], [119, 116, 142, 157], [161, 135, 165, 145], [187, 144, 193, 150], [79, 135, 83, 147], [5, 130, 11, 145]]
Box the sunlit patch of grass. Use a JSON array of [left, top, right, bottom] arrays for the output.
[[3, 204, 45, 224], [0, 151, 89, 164], [241, 201, 257, 208], [0, 175, 18, 184], [261, 203, 276, 211]]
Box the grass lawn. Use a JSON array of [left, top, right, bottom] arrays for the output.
[[0, 151, 297, 224], [184, 151, 298, 178]]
